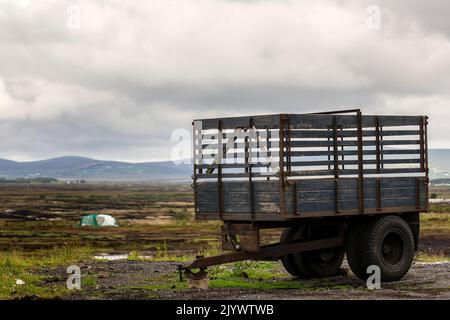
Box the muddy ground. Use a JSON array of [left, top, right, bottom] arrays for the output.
[[39, 259, 450, 300], [1, 182, 449, 300]]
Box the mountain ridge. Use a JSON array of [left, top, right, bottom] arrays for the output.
[[0, 149, 449, 181], [0, 156, 192, 181]]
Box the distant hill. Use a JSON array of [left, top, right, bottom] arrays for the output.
[[0, 149, 448, 182], [430, 178, 450, 185], [0, 156, 191, 182], [428, 149, 450, 180]]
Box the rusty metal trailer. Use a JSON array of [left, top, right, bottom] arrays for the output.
[[182, 109, 429, 282]]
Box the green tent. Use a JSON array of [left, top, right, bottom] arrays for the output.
[[79, 214, 118, 227]]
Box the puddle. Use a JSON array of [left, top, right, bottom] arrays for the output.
[[93, 253, 154, 261], [94, 253, 129, 261], [414, 261, 450, 266], [429, 199, 450, 204]]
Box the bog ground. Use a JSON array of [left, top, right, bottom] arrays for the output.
[[0, 182, 449, 300]]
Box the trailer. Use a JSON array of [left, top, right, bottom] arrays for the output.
[[182, 109, 429, 282]]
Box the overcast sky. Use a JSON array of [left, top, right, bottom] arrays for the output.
[[0, 0, 449, 162]]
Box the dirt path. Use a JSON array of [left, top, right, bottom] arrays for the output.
[[40, 259, 450, 300]]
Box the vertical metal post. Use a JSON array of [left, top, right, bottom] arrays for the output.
[[267, 129, 271, 181], [287, 119, 292, 174], [356, 110, 365, 214], [424, 116, 429, 212], [327, 129, 331, 170], [293, 182, 299, 215], [415, 178, 421, 209], [375, 116, 382, 211], [234, 129, 238, 166], [332, 116, 340, 213], [332, 117, 339, 179], [193, 121, 203, 175], [284, 116, 297, 214], [419, 116, 425, 172], [380, 125, 384, 170], [424, 116, 429, 176], [192, 121, 198, 218], [244, 129, 249, 174], [340, 128, 344, 170], [279, 114, 287, 217], [375, 117, 381, 174], [217, 120, 224, 219], [248, 118, 255, 223]]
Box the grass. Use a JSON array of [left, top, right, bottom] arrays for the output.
[[170, 208, 193, 222], [421, 212, 450, 222], [208, 261, 285, 279], [420, 213, 450, 235], [415, 252, 450, 263], [429, 204, 450, 214], [82, 275, 98, 287], [126, 241, 222, 263], [0, 245, 93, 299], [128, 259, 357, 292], [206, 261, 354, 290]]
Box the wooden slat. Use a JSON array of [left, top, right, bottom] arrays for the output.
[[197, 196, 426, 214], [195, 206, 427, 221], [195, 158, 420, 170], [297, 197, 425, 213], [199, 114, 280, 130], [196, 172, 275, 179], [196, 177, 425, 193], [197, 180, 292, 193], [296, 187, 418, 202], [198, 191, 293, 203], [288, 114, 422, 129], [198, 188, 419, 204], [198, 114, 423, 130], [290, 149, 420, 157], [200, 148, 420, 158], [295, 177, 423, 190], [288, 140, 420, 148], [288, 168, 423, 177], [290, 158, 420, 167], [202, 139, 421, 148], [195, 163, 271, 170], [197, 201, 295, 214], [196, 166, 425, 178], [289, 130, 420, 139]]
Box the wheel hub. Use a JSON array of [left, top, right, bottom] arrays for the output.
[[381, 231, 405, 267]]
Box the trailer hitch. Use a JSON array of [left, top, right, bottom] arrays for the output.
[[177, 236, 345, 282], [177, 264, 208, 282], [177, 255, 209, 281]]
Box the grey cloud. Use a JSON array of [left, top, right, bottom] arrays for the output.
[[0, 0, 449, 161]]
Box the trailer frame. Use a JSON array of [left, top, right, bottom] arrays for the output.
[[183, 109, 429, 280]]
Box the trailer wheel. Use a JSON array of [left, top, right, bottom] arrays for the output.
[[280, 227, 311, 278], [346, 223, 367, 279], [280, 228, 302, 277], [299, 246, 345, 278], [293, 226, 344, 278], [361, 215, 415, 282]]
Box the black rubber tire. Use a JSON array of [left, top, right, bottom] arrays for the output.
[[291, 228, 315, 278], [293, 226, 344, 278], [346, 223, 367, 280], [360, 215, 415, 282], [299, 246, 345, 278], [280, 228, 303, 277]]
